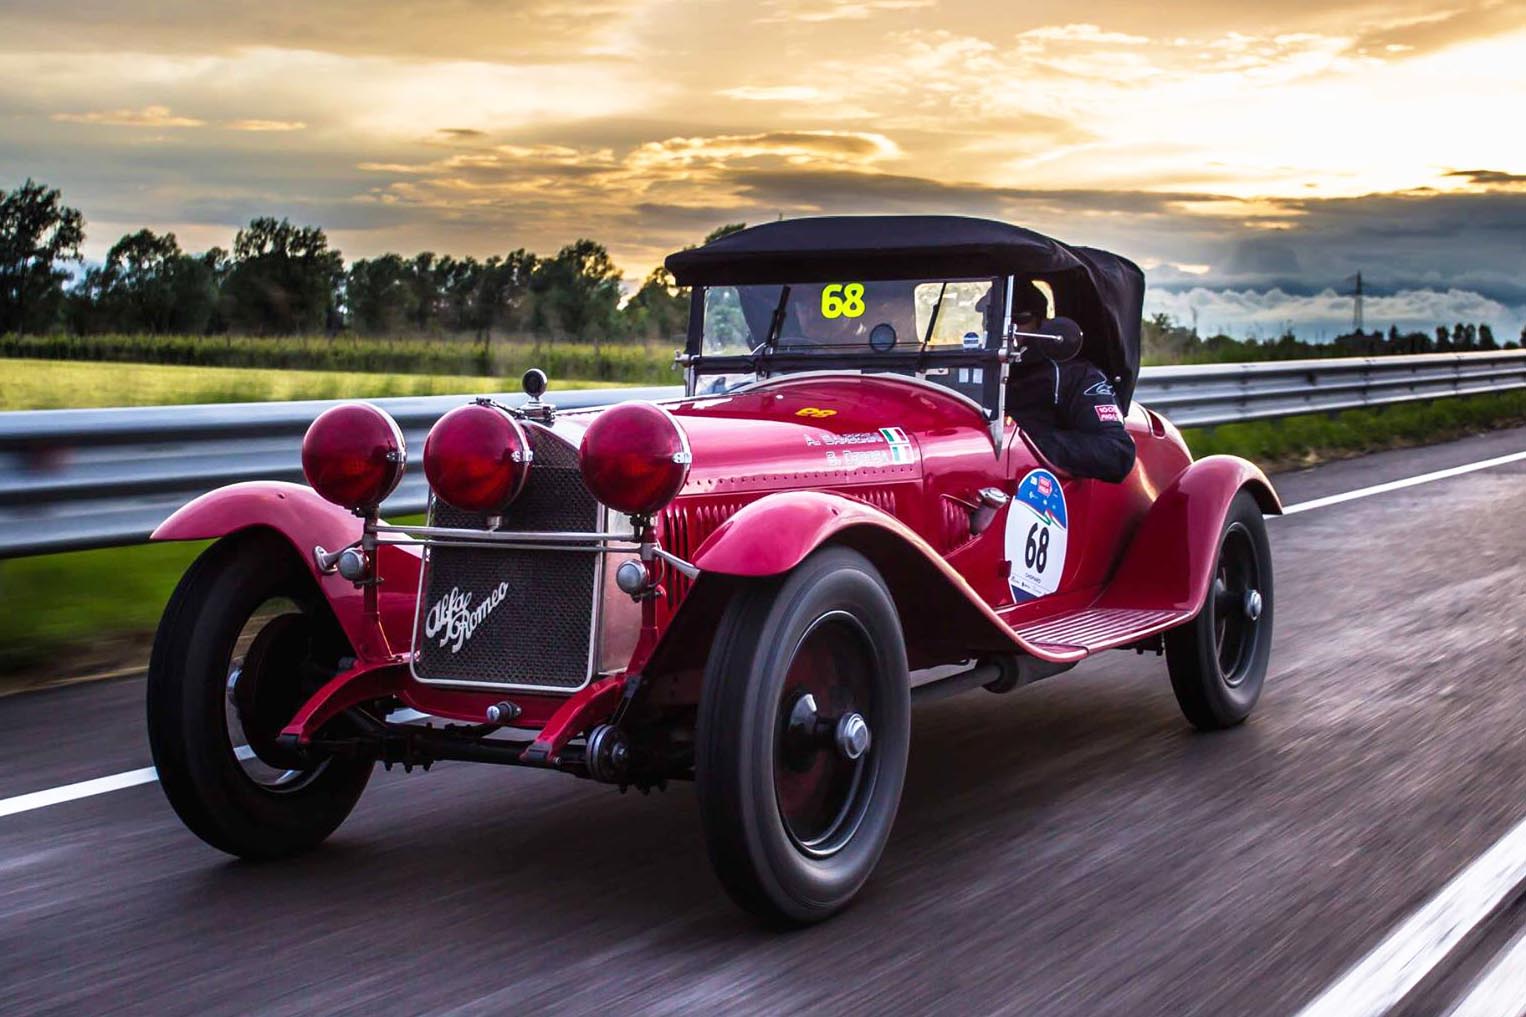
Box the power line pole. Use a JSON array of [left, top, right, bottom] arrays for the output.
[[1350, 271, 1364, 334]]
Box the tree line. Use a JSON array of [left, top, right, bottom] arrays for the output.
[[4, 178, 1521, 355], [1, 178, 741, 342], [1141, 314, 1521, 364]]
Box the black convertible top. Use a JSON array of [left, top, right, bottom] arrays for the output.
[[666, 215, 1146, 407]]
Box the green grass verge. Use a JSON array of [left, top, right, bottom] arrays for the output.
[[1181, 388, 1526, 467], [0, 358, 646, 411], [4, 391, 1525, 687], [2, 333, 677, 385], [0, 539, 207, 678]]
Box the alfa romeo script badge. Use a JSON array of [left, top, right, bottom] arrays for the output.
[[424, 583, 510, 653]]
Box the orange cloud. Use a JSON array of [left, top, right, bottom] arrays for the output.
[[51, 105, 205, 128]]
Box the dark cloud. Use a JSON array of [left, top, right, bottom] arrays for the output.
[[1445, 169, 1526, 187]]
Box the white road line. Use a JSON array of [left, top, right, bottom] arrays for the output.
[[0, 767, 158, 819], [1280, 449, 1526, 515], [1293, 814, 1526, 1017], [1446, 925, 1526, 1017]]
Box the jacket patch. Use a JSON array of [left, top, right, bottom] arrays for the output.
[[1094, 404, 1122, 423], [1083, 379, 1115, 396]]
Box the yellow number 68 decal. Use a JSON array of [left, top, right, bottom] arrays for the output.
[[821, 283, 865, 319]]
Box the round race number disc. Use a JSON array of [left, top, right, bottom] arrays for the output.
[[1006, 469, 1068, 603]]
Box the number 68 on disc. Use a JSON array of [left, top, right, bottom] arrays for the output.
[[1006, 468, 1068, 603]]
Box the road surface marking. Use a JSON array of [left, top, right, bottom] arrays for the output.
[[1445, 925, 1526, 1017], [0, 767, 159, 819], [1280, 449, 1526, 515], [1292, 813, 1526, 1017]]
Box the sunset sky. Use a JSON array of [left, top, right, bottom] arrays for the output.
[[1, 0, 1522, 338]]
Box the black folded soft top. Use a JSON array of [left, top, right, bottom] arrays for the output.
[[666, 215, 1145, 408]]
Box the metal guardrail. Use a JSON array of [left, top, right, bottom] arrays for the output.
[[2, 350, 1523, 558]]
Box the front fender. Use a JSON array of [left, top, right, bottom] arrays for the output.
[[1099, 455, 1281, 616], [152, 481, 421, 661], [687, 491, 1079, 665]]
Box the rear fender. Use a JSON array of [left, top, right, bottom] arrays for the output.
[[661, 491, 1078, 671], [1099, 455, 1280, 616], [152, 481, 421, 661]]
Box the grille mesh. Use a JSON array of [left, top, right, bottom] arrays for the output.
[[413, 425, 601, 690]]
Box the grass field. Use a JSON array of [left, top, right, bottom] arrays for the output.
[[0, 358, 647, 411], [2, 333, 677, 385], [5, 388, 1526, 691]]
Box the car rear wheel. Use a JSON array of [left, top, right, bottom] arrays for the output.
[[1165, 489, 1274, 730], [146, 530, 373, 859], [696, 547, 910, 926]]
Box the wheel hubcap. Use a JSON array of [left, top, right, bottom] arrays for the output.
[[773, 612, 879, 858], [1209, 524, 1265, 688]]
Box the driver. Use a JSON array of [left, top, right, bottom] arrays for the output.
[[1006, 283, 1136, 483]]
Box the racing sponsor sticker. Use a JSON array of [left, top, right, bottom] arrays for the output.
[[1005, 469, 1068, 602], [1093, 404, 1122, 423], [796, 406, 837, 418]]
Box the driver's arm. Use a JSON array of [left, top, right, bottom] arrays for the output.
[[1026, 364, 1136, 483]]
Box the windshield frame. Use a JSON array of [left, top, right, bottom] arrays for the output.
[[680, 275, 1016, 448]]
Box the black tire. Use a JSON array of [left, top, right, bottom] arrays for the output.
[[695, 547, 910, 926], [146, 530, 373, 859], [1165, 489, 1274, 731]]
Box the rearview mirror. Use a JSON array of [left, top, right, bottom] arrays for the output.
[[1032, 316, 1084, 362]]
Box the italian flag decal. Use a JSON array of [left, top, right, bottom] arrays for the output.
[[880, 427, 914, 465]]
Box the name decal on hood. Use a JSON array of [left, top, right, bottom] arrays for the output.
[[809, 425, 917, 469], [424, 583, 510, 654]]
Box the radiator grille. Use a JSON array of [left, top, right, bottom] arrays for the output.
[[412, 425, 602, 691]]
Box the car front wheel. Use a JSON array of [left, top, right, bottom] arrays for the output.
[[696, 547, 910, 926], [147, 530, 374, 859]]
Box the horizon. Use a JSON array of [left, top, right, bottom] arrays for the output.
[[1, 0, 1521, 339]]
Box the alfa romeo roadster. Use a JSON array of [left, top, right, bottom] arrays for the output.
[[147, 216, 1279, 925]]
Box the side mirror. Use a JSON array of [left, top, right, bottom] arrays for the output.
[[1033, 317, 1084, 362]]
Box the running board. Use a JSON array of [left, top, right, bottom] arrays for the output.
[[1015, 607, 1189, 656]]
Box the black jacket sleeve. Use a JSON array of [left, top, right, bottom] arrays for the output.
[[1023, 362, 1137, 483]]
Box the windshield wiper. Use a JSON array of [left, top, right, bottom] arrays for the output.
[[763, 285, 791, 352], [920, 282, 947, 353]]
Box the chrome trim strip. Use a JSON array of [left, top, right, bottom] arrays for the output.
[[377, 523, 636, 544]]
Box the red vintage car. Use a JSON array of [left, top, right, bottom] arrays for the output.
[[146, 216, 1279, 925]]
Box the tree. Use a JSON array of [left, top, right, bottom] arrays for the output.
[[1479, 324, 1497, 350], [224, 217, 343, 334], [622, 266, 688, 340], [530, 239, 621, 340], [345, 254, 411, 335], [0, 179, 85, 333], [79, 229, 219, 334], [1436, 325, 1450, 350], [703, 222, 747, 245]]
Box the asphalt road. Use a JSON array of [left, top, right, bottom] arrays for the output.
[[5, 429, 1526, 1016]]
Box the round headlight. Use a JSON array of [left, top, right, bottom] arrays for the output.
[[301, 402, 406, 512], [423, 403, 532, 513], [579, 401, 692, 516]]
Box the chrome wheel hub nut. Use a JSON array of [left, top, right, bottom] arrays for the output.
[[835, 712, 871, 760]]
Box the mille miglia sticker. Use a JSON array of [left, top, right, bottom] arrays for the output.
[[424, 583, 510, 653]]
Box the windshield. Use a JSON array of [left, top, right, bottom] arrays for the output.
[[701, 278, 997, 356]]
